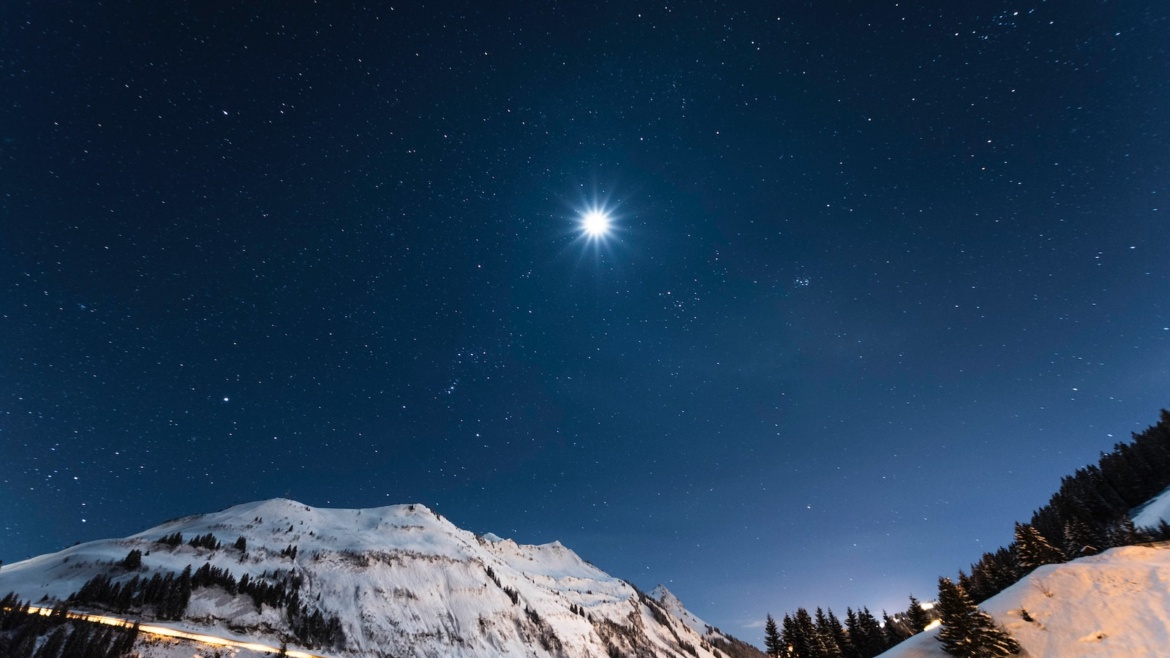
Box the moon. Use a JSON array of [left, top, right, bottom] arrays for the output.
[[581, 209, 612, 238]]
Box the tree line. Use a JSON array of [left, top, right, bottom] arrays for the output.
[[68, 549, 344, 650], [0, 593, 140, 658], [71, 566, 192, 620], [962, 410, 1170, 604], [762, 602, 927, 658]]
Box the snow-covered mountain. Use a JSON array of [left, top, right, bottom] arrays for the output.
[[0, 498, 764, 658]]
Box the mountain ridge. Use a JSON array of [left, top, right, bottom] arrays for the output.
[[0, 497, 764, 658]]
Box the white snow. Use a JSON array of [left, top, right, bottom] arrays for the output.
[[12, 486, 1170, 658], [880, 544, 1170, 658], [0, 498, 737, 658], [1132, 485, 1170, 529], [880, 484, 1170, 658], [652, 584, 727, 642]]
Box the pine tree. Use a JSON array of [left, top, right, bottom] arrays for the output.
[[881, 610, 908, 648], [160, 565, 193, 620], [59, 622, 92, 658], [1014, 522, 1066, 572], [781, 608, 821, 658], [35, 625, 68, 658], [118, 622, 140, 655], [1153, 519, 1170, 541], [814, 607, 843, 658], [782, 614, 800, 658], [793, 608, 818, 658], [10, 630, 37, 658], [1062, 517, 1100, 558], [853, 608, 886, 658], [121, 549, 143, 570], [1105, 515, 1149, 547], [905, 595, 930, 634], [764, 614, 783, 658], [842, 608, 863, 658], [825, 609, 850, 658], [936, 577, 1020, 658]]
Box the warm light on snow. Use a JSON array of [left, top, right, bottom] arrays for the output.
[[883, 546, 1170, 658]]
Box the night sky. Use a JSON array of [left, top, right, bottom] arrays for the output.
[[3, 0, 1169, 640]]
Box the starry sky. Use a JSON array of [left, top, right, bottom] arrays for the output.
[[3, 0, 1169, 641]]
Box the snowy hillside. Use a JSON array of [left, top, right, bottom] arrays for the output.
[[653, 585, 716, 640], [880, 543, 1170, 658], [0, 498, 762, 658], [880, 484, 1170, 658]]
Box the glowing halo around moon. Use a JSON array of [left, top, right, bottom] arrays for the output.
[[564, 188, 625, 259], [581, 209, 612, 238]]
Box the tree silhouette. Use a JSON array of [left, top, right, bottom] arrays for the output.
[[764, 614, 783, 658], [936, 577, 1019, 658], [1014, 522, 1067, 572]]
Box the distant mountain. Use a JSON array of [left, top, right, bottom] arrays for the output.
[[0, 498, 764, 658]]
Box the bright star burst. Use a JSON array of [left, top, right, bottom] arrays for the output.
[[563, 187, 626, 261], [581, 209, 612, 238]]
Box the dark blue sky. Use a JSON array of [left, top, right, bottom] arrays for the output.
[[3, 0, 1168, 641]]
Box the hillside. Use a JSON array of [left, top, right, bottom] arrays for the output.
[[880, 484, 1170, 658], [0, 498, 764, 658], [881, 542, 1170, 658]]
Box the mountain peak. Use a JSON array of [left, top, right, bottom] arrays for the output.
[[652, 583, 721, 641], [652, 583, 679, 602]]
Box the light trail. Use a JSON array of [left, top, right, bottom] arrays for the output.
[[24, 605, 332, 658]]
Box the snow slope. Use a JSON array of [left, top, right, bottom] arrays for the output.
[[0, 498, 755, 658], [653, 585, 716, 639], [880, 543, 1170, 658], [881, 485, 1170, 658], [1132, 485, 1170, 528]]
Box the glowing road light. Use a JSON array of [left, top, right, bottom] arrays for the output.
[[23, 605, 330, 658]]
